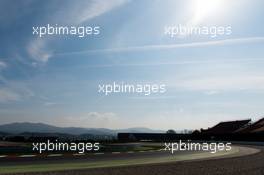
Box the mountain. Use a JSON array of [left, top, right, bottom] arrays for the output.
[[0, 131, 9, 136], [0, 122, 114, 135], [117, 127, 164, 133], [0, 122, 164, 135], [0, 122, 61, 133]]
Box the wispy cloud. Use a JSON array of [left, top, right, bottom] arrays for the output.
[[55, 37, 264, 56], [27, 0, 128, 63], [69, 57, 264, 68], [27, 39, 53, 63], [0, 79, 35, 104], [204, 90, 220, 95], [173, 74, 264, 91], [0, 88, 20, 103], [43, 102, 60, 107], [0, 61, 7, 69], [56, 0, 128, 25], [62, 112, 120, 128]]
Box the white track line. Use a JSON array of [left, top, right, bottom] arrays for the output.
[[0, 149, 158, 158], [19, 155, 36, 158], [94, 153, 104, 155], [73, 153, 85, 156], [112, 152, 121, 154], [47, 154, 63, 157]]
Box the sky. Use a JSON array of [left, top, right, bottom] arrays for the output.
[[0, 0, 264, 130]]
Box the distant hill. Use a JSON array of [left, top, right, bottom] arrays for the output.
[[0, 131, 9, 136], [0, 122, 164, 136], [117, 127, 164, 133]]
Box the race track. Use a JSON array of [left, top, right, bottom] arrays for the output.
[[56, 145, 263, 175], [0, 145, 262, 175]]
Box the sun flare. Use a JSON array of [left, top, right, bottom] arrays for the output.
[[191, 0, 226, 25]]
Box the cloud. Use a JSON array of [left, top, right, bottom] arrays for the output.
[[64, 57, 264, 69], [173, 75, 264, 91], [63, 112, 120, 128], [27, 0, 128, 63], [0, 61, 7, 69], [0, 88, 20, 103], [0, 62, 30, 103], [55, 0, 128, 25], [87, 112, 117, 122], [0, 79, 35, 103], [56, 37, 264, 56], [27, 39, 53, 63], [43, 102, 59, 107], [204, 90, 219, 95]]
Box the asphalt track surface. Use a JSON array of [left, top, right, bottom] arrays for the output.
[[0, 149, 204, 166], [0, 145, 263, 175]]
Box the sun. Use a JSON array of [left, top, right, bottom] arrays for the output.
[[190, 0, 226, 25]]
